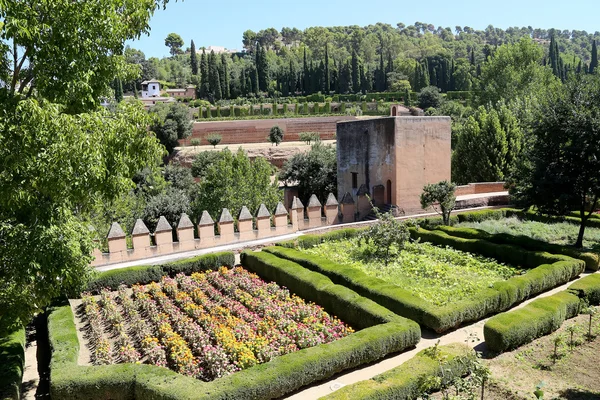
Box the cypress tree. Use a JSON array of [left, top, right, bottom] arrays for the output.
[[190, 40, 198, 75], [289, 60, 295, 95], [378, 51, 385, 91], [200, 50, 209, 97], [324, 43, 330, 93], [114, 78, 123, 102], [208, 50, 222, 100], [332, 59, 339, 93], [470, 47, 475, 65], [351, 50, 360, 92], [303, 47, 309, 94], [256, 44, 268, 92], [220, 53, 230, 99], [549, 35, 559, 78], [413, 63, 421, 91], [577, 60, 582, 74], [252, 66, 259, 95], [449, 59, 456, 91], [591, 40, 598, 74], [404, 88, 411, 107], [239, 68, 246, 96]]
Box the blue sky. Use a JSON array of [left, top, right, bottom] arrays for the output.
[[130, 0, 600, 58]]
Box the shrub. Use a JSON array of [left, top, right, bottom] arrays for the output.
[[324, 343, 474, 400], [0, 319, 25, 400], [420, 180, 457, 225], [206, 133, 222, 148], [86, 251, 234, 292], [569, 274, 600, 305], [268, 125, 284, 146], [457, 208, 507, 223], [418, 86, 443, 109], [189, 138, 201, 147], [298, 131, 320, 145], [484, 291, 581, 353]]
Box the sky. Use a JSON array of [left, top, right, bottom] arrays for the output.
[[130, 0, 600, 58]]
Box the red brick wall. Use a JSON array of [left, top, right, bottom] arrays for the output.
[[455, 182, 506, 196], [179, 116, 361, 146]]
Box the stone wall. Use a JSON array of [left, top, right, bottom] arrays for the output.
[[179, 116, 362, 146], [455, 182, 506, 196]]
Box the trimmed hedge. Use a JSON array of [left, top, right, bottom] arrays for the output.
[[49, 253, 420, 399], [322, 343, 474, 400], [504, 208, 600, 229], [484, 291, 581, 353], [277, 228, 362, 249], [265, 227, 585, 332], [568, 274, 600, 305], [456, 208, 507, 223], [0, 320, 25, 400], [87, 251, 235, 292], [436, 225, 599, 271]]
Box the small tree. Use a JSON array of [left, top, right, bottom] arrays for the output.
[[418, 85, 443, 109], [298, 132, 320, 145], [190, 138, 201, 148], [206, 133, 222, 148], [359, 202, 410, 265], [269, 125, 284, 146], [420, 181, 457, 225]]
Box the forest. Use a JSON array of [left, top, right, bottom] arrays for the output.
[[125, 22, 600, 102]]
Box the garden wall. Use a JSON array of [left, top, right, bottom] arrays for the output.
[[180, 116, 361, 146], [454, 182, 506, 196]]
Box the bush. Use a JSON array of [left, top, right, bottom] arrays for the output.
[[0, 319, 25, 400], [418, 86, 443, 109], [569, 274, 600, 305], [277, 228, 362, 249], [325, 343, 474, 400], [86, 251, 234, 292], [268, 125, 284, 146], [298, 131, 320, 145], [484, 291, 581, 353], [206, 133, 222, 148], [189, 138, 201, 147], [457, 209, 507, 223], [49, 252, 420, 400]]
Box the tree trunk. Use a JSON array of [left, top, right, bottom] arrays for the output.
[[575, 219, 586, 248]]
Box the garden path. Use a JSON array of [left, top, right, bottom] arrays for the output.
[[285, 270, 598, 399]]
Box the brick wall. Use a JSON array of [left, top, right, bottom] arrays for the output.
[[180, 116, 361, 146], [455, 182, 506, 196]]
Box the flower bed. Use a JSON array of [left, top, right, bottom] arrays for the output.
[[303, 239, 521, 306], [79, 266, 353, 382]]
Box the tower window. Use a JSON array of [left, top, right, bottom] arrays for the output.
[[351, 172, 358, 189]]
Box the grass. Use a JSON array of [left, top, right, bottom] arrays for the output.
[[458, 217, 600, 251], [303, 239, 522, 307]]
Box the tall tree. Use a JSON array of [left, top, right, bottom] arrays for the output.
[[324, 43, 330, 93], [164, 32, 184, 56], [220, 53, 230, 99], [351, 50, 360, 93], [510, 75, 600, 248], [208, 50, 222, 100], [190, 40, 198, 75], [0, 0, 167, 324], [303, 47, 310, 94], [256, 44, 268, 92], [200, 50, 209, 97], [114, 78, 123, 102], [591, 40, 598, 74]]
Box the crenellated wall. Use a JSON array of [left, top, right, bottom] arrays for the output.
[[92, 193, 346, 267]]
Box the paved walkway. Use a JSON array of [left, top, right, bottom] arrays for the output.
[[285, 270, 597, 399]]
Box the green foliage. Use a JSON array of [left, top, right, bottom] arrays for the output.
[[268, 125, 284, 146], [164, 32, 184, 56], [206, 133, 222, 148], [279, 142, 336, 205], [149, 101, 193, 154], [420, 180, 457, 225], [509, 74, 600, 248], [323, 343, 474, 400], [190, 40, 198, 75], [298, 131, 321, 144], [418, 85, 443, 109], [358, 207, 410, 264], [452, 103, 523, 184], [484, 291, 581, 353], [305, 239, 520, 307], [192, 147, 281, 220], [86, 252, 234, 292], [191, 150, 225, 178], [0, 319, 25, 400], [568, 274, 600, 305], [141, 187, 190, 230], [189, 138, 201, 147]]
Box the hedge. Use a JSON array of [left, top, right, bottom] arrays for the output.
[[0, 320, 25, 400], [484, 291, 581, 353], [87, 251, 234, 292], [504, 208, 600, 229], [436, 225, 600, 271], [456, 208, 507, 223], [277, 228, 362, 249], [322, 343, 474, 400], [265, 227, 585, 332], [568, 274, 600, 305], [49, 254, 420, 399]]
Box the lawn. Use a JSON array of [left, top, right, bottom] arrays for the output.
[[79, 266, 353, 381], [303, 239, 521, 307], [458, 217, 600, 251]]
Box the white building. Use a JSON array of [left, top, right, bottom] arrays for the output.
[[141, 80, 161, 98]]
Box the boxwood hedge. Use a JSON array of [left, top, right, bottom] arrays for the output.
[[484, 291, 581, 353], [322, 343, 474, 400], [49, 254, 420, 399], [568, 273, 600, 305], [264, 227, 585, 332], [436, 225, 599, 271], [87, 251, 235, 292], [0, 319, 25, 400]]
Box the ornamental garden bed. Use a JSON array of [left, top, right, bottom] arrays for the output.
[[269, 226, 585, 333], [49, 252, 420, 400]]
